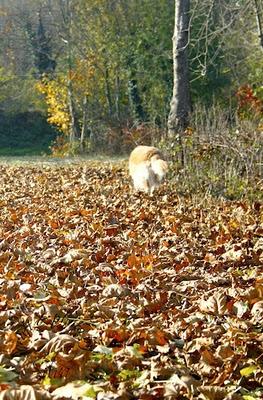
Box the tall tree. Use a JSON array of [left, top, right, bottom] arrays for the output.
[[34, 11, 56, 75], [168, 0, 191, 154], [254, 0, 263, 49], [44, 0, 80, 143]]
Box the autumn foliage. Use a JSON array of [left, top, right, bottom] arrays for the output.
[[0, 161, 262, 399], [36, 76, 70, 135], [236, 85, 263, 120]]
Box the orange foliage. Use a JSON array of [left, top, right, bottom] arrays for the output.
[[236, 84, 263, 119]]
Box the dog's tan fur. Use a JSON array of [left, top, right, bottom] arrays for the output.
[[129, 145, 168, 195]]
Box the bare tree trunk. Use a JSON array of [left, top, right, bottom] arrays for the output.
[[168, 0, 191, 165], [104, 63, 113, 115], [115, 70, 120, 121], [64, 0, 79, 145], [67, 78, 78, 143], [80, 94, 88, 151], [254, 0, 263, 49]]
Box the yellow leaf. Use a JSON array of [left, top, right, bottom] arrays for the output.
[[240, 365, 258, 377]]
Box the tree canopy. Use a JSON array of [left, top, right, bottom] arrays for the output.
[[0, 0, 262, 154]]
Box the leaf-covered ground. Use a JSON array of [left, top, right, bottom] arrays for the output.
[[0, 161, 262, 400]]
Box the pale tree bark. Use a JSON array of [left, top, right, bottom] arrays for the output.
[[80, 94, 88, 151], [68, 81, 78, 143], [168, 0, 191, 141], [254, 0, 263, 49], [115, 71, 121, 121], [64, 0, 79, 144], [104, 63, 113, 116]]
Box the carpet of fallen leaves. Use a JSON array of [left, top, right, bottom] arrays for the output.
[[0, 161, 262, 400]]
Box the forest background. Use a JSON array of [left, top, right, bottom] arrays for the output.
[[0, 0, 262, 198]]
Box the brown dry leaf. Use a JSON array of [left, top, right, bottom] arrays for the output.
[[215, 344, 235, 360], [40, 334, 77, 354], [200, 348, 220, 367], [42, 248, 56, 260], [221, 248, 243, 262], [0, 162, 262, 398], [254, 237, 263, 254], [51, 248, 90, 265], [198, 385, 242, 400], [52, 381, 104, 399], [164, 374, 200, 397], [102, 284, 130, 298], [186, 337, 214, 353], [3, 332, 18, 355], [0, 385, 51, 400], [251, 300, 263, 323], [199, 291, 228, 315], [232, 300, 249, 318]]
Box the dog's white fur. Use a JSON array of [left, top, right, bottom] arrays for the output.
[[129, 145, 168, 195]]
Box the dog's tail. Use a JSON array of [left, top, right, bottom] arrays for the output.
[[150, 155, 168, 181]]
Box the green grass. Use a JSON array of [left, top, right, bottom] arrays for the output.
[[0, 154, 127, 166]]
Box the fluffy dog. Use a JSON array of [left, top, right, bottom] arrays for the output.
[[129, 145, 168, 195]]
